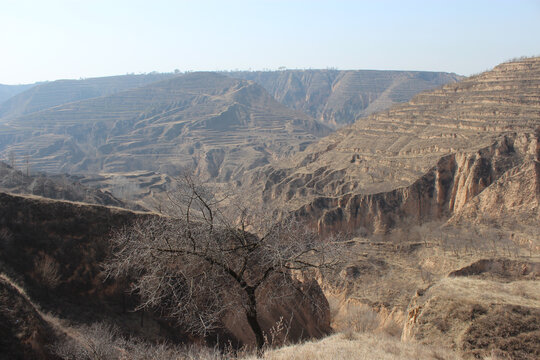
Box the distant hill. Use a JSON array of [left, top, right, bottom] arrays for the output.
[[228, 70, 462, 128], [0, 73, 175, 119], [0, 83, 35, 105], [0, 72, 330, 179]]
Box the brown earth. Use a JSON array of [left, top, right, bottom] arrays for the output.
[[0, 72, 330, 180], [0, 73, 174, 119], [251, 57, 540, 234], [0, 274, 59, 360], [0, 161, 134, 209]]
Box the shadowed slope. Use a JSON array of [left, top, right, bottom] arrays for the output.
[[0, 161, 131, 208], [0, 191, 330, 351]]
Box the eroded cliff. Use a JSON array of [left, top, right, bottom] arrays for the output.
[[252, 57, 540, 233]]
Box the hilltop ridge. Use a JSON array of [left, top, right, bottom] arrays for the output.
[[229, 69, 462, 128], [0, 73, 175, 119]]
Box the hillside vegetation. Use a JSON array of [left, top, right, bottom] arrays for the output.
[[0, 58, 538, 359], [0, 161, 131, 208]]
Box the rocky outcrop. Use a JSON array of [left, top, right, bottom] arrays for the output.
[[449, 159, 540, 228], [291, 133, 535, 233]]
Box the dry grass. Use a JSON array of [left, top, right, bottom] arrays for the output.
[[242, 332, 458, 360], [329, 298, 403, 338], [404, 277, 540, 359], [431, 277, 540, 308]]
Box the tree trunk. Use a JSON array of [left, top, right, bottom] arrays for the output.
[[245, 286, 264, 351]]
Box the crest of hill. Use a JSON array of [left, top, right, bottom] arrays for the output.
[[0, 83, 35, 105], [0, 73, 175, 119], [0, 161, 137, 209], [0, 72, 330, 179], [253, 57, 540, 233], [228, 69, 462, 128]]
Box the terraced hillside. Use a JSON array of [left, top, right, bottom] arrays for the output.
[[253, 57, 540, 233], [0, 73, 174, 119], [0, 72, 330, 178], [229, 70, 462, 128]]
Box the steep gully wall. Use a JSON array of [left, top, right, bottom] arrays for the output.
[[293, 131, 539, 234]]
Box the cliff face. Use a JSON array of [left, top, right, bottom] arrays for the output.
[[290, 133, 535, 233], [253, 57, 540, 233], [449, 130, 540, 229]]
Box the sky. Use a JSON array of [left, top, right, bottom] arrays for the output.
[[0, 0, 539, 84]]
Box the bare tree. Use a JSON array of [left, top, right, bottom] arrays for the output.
[[104, 173, 340, 351]]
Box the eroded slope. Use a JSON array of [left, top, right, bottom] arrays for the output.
[[255, 57, 540, 233], [0, 191, 330, 352]]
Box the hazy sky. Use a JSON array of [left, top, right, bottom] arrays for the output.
[[1, 0, 539, 84]]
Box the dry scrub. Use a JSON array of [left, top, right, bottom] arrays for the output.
[[243, 332, 457, 360]]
